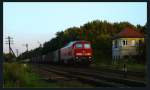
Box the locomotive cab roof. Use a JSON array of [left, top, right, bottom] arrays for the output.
[[70, 40, 90, 44], [63, 40, 90, 48], [71, 40, 90, 43]]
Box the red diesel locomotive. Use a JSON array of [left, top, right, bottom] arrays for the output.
[[60, 40, 93, 64]]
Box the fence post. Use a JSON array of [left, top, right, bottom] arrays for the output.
[[123, 63, 127, 78]]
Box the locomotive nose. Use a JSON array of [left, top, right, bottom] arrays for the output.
[[83, 50, 85, 53], [75, 50, 91, 56]]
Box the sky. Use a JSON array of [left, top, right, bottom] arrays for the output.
[[3, 2, 147, 55]]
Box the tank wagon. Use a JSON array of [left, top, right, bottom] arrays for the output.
[[30, 40, 93, 65]]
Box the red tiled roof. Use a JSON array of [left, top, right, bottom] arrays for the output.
[[112, 28, 144, 39]]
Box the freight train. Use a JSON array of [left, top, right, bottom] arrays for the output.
[[29, 40, 93, 65]]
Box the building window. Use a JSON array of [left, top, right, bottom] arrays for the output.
[[115, 40, 118, 48], [139, 40, 142, 47], [126, 40, 128, 45], [123, 40, 126, 45], [131, 40, 135, 46], [122, 40, 127, 46]]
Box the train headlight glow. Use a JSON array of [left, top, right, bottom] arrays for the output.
[[75, 57, 79, 59], [76, 53, 82, 55], [89, 56, 92, 59], [85, 53, 91, 55]]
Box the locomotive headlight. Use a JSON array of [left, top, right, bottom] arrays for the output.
[[75, 57, 79, 59], [89, 56, 92, 59], [86, 53, 91, 55], [76, 53, 82, 55]]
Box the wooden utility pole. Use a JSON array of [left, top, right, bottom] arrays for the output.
[[26, 44, 28, 52], [37, 41, 42, 47], [5, 36, 13, 54], [16, 49, 19, 57], [5, 36, 15, 56], [23, 43, 28, 52]]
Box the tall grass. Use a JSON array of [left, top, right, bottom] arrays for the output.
[[3, 62, 93, 88], [4, 62, 35, 87]]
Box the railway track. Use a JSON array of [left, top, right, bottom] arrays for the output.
[[31, 65, 94, 87], [40, 64, 145, 81], [58, 64, 145, 79], [33, 64, 146, 87]]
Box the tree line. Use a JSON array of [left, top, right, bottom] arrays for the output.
[[17, 20, 146, 63]]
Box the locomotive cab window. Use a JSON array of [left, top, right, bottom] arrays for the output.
[[75, 43, 82, 48], [84, 43, 91, 48]]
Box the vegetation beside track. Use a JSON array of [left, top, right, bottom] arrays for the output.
[[90, 60, 146, 82], [89, 53, 145, 72], [3, 62, 92, 88], [91, 60, 147, 73]]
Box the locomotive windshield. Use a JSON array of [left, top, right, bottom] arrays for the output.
[[84, 43, 91, 48], [75, 43, 82, 48]]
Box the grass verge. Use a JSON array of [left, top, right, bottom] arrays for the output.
[[4, 62, 92, 88]]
